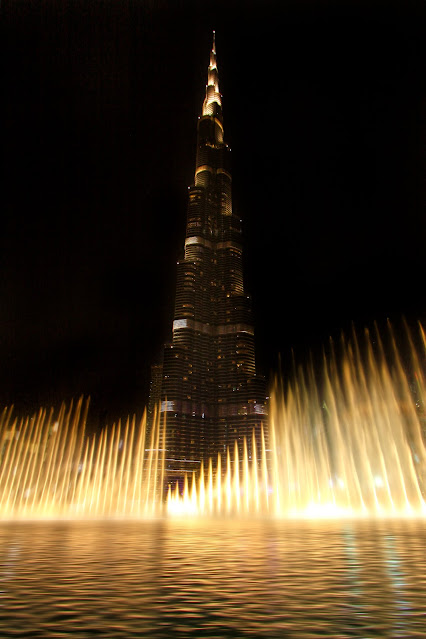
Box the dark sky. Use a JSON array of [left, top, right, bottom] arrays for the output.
[[2, 0, 425, 425]]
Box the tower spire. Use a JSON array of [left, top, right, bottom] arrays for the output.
[[203, 30, 222, 118]]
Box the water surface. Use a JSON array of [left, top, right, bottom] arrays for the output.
[[0, 519, 425, 637]]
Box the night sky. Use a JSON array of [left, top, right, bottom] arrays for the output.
[[2, 0, 425, 426]]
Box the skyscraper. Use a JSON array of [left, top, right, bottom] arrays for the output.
[[157, 33, 267, 482]]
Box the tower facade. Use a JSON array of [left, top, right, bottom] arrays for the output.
[[160, 33, 267, 481]]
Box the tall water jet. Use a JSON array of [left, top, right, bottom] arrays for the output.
[[0, 399, 166, 518], [0, 322, 425, 519], [167, 321, 426, 517]]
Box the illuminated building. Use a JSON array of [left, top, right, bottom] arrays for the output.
[[158, 33, 267, 481]]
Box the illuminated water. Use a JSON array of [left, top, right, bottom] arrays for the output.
[[168, 322, 426, 516], [0, 519, 425, 637], [0, 325, 425, 634], [0, 402, 166, 518], [0, 321, 425, 518]]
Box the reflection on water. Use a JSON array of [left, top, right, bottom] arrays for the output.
[[0, 520, 425, 637]]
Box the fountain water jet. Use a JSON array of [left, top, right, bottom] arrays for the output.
[[0, 322, 425, 519], [0, 401, 166, 518], [167, 321, 426, 518]]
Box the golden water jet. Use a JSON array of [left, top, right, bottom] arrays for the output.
[[1, 322, 425, 519], [167, 321, 426, 518], [0, 402, 166, 518]]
